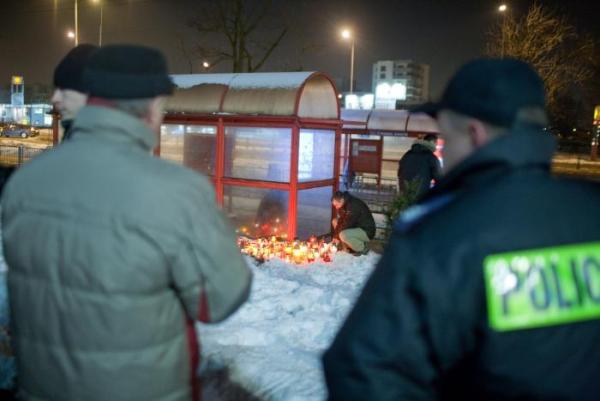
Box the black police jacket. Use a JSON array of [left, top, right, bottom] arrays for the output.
[[333, 192, 376, 240], [323, 129, 600, 401]]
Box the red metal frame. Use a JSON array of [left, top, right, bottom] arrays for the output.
[[288, 123, 300, 239], [215, 118, 225, 205], [51, 112, 60, 145]]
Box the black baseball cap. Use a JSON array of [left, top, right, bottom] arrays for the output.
[[413, 58, 546, 127], [83, 44, 174, 99]]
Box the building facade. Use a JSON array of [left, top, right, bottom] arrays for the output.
[[372, 60, 430, 109], [0, 76, 52, 126]]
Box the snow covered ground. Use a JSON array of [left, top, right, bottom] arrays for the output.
[[199, 251, 380, 401]]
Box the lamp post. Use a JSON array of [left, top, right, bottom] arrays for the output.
[[341, 29, 355, 93], [74, 0, 79, 46], [92, 0, 103, 46], [498, 4, 508, 57]]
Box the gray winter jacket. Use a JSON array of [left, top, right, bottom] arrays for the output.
[[1, 105, 252, 401]]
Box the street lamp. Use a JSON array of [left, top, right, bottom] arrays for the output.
[[74, 0, 78, 46], [67, 30, 76, 40], [340, 28, 355, 93], [202, 61, 210, 69], [498, 4, 508, 57], [92, 0, 103, 46]]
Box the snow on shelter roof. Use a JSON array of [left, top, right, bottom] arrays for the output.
[[341, 108, 439, 134], [166, 72, 339, 119]]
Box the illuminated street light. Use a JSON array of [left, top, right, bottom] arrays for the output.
[[67, 30, 76, 39], [340, 28, 355, 93], [202, 61, 210, 68], [498, 4, 508, 12]]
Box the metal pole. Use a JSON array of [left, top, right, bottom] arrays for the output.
[[99, 3, 103, 46], [349, 39, 355, 93], [74, 0, 79, 46], [501, 20, 504, 57]]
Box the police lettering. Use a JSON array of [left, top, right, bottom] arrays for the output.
[[502, 255, 600, 315]]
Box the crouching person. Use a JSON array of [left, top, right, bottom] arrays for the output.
[[331, 191, 375, 255], [1, 45, 252, 401]]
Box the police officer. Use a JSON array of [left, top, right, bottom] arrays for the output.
[[323, 58, 600, 400]]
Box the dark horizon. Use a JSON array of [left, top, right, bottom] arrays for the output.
[[0, 0, 599, 99]]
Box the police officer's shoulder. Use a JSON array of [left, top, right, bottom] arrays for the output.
[[393, 193, 457, 234]]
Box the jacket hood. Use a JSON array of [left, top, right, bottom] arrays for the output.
[[411, 140, 436, 153], [70, 105, 157, 151]]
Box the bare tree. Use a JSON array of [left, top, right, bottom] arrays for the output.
[[485, 3, 596, 116], [175, 31, 195, 73], [188, 0, 288, 73]]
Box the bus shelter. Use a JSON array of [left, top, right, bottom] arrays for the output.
[[161, 72, 341, 240], [340, 108, 440, 188]]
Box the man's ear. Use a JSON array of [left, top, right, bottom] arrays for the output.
[[144, 97, 166, 131], [468, 119, 490, 148]]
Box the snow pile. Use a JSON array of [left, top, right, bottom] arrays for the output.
[[171, 72, 316, 90], [198, 251, 380, 401]]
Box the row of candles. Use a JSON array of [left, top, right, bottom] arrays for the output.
[[238, 236, 338, 264]]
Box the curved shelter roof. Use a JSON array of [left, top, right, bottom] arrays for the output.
[[167, 72, 339, 120], [341, 108, 439, 134]]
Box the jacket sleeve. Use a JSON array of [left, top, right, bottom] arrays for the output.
[[322, 236, 437, 401], [430, 154, 442, 182], [170, 181, 252, 323]]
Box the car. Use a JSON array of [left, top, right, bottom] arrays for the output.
[[0, 124, 39, 138]]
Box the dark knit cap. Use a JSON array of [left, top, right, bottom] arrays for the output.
[[83, 44, 174, 99], [53, 44, 98, 92], [413, 58, 546, 127]]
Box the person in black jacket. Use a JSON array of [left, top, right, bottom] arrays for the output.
[[51, 44, 97, 141], [398, 133, 442, 197], [331, 191, 375, 255], [323, 58, 600, 401]]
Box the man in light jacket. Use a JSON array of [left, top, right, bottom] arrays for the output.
[[2, 44, 252, 401]]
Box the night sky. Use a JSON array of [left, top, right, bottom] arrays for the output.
[[1, 0, 599, 98]]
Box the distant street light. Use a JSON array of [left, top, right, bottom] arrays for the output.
[[92, 0, 104, 46], [202, 61, 210, 69], [340, 28, 355, 93], [498, 4, 508, 12]]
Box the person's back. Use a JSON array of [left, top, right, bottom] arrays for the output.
[[398, 135, 441, 196], [2, 45, 251, 401]]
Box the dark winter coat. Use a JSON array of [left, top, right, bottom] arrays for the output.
[[2, 105, 252, 401], [398, 140, 442, 197], [333, 192, 376, 240], [323, 128, 600, 401]]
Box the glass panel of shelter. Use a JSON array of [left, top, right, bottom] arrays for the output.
[[223, 185, 289, 239], [160, 124, 217, 177], [296, 186, 334, 239], [224, 126, 292, 182], [298, 129, 335, 182]]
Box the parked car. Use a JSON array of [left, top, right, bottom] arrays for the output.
[[0, 124, 39, 138]]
